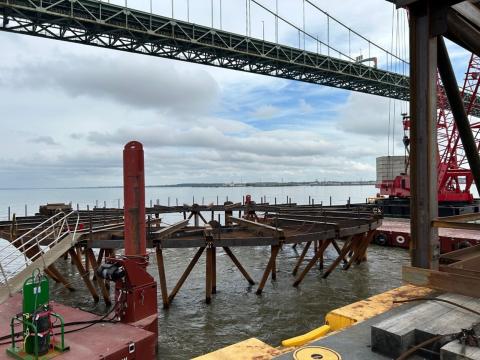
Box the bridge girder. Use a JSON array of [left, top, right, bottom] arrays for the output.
[[0, 0, 410, 100], [0, 0, 479, 116]]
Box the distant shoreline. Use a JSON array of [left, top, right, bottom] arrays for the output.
[[0, 181, 376, 190]]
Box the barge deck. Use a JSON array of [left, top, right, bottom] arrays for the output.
[[0, 294, 156, 360]]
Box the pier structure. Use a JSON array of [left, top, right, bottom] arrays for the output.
[[0, 201, 381, 307]]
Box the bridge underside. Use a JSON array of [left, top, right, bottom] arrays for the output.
[[0, 0, 410, 100], [1, 0, 479, 117]]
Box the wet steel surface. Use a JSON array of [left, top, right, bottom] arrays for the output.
[[51, 243, 409, 359]]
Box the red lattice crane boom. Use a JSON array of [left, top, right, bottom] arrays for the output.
[[378, 54, 480, 202]]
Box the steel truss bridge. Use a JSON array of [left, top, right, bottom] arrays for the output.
[[0, 0, 479, 116]]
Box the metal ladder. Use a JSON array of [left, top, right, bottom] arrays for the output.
[[0, 211, 80, 303]]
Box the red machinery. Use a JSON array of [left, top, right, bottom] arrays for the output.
[[97, 141, 158, 345], [378, 54, 480, 202]]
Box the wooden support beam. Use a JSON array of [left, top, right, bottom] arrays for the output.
[[403, 265, 480, 298], [230, 217, 284, 238], [44, 267, 61, 283], [409, 0, 439, 269], [168, 247, 205, 303], [439, 265, 480, 278], [206, 247, 213, 304], [198, 212, 209, 225], [212, 247, 217, 294], [68, 248, 99, 302], [46, 265, 75, 291], [433, 219, 480, 231], [155, 245, 169, 309], [292, 241, 311, 275], [223, 247, 255, 285], [271, 245, 277, 281], [86, 248, 111, 306], [256, 245, 280, 295], [85, 248, 90, 273], [331, 240, 347, 264], [151, 219, 189, 239], [293, 239, 332, 287], [356, 231, 373, 264], [343, 232, 374, 270], [322, 236, 355, 278]]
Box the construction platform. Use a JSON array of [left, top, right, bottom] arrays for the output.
[[375, 218, 480, 252], [0, 294, 156, 360], [0, 203, 382, 307], [197, 285, 480, 360]]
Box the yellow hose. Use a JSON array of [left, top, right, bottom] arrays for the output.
[[281, 325, 331, 347]]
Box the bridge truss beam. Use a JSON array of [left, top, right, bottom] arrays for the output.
[[0, 0, 410, 100]]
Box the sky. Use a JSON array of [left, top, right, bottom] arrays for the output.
[[0, 0, 472, 187]]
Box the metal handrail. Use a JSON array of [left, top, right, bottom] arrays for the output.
[[0, 211, 80, 288], [0, 212, 65, 252], [0, 211, 76, 262]]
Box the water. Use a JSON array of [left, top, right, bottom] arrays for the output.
[[0, 185, 410, 359], [0, 185, 375, 220]]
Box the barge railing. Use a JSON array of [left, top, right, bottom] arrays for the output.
[[0, 211, 80, 301]]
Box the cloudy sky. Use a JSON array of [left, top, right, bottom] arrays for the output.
[[0, 0, 471, 187]]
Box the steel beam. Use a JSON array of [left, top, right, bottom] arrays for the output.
[[123, 141, 147, 258], [445, 9, 480, 58], [437, 36, 480, 198], [0, 0, 408, 101], [409, 0, 439, 269]]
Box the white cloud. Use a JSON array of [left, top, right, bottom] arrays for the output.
[[0, 0, 471, 188], [251, 105, 282, 120], [299, 99, 314, 114]]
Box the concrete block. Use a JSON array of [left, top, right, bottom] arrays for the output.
[[441, 341, 480, 360], [371, 294, 480, 358]]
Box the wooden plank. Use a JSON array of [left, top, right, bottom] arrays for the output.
[[439, 265, 480, 278], [403, 265, 480, 298], [151, 219, 189, 238], [433, 219, 480, 231], [448, 255, 480, 271], [440, 243, 480, 263], [230, 217, 284, 237], [434, 212, 480, 223]]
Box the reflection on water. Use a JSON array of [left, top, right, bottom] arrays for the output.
[[52, 243, 409, 359]]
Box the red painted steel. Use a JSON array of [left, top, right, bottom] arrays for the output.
[[113, 258, 158, 331], [123, 141, 147, 257], [378, 54, 480, 203], [0, 295, 157, 360], [117, 141, 158, 342]]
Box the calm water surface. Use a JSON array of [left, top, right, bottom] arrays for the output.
[[0, 186, 410, 359]]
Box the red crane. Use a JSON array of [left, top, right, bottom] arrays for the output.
[[378, 54, 480, 203]]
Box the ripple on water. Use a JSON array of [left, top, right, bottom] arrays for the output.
[[52, 244, 409, 359]]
